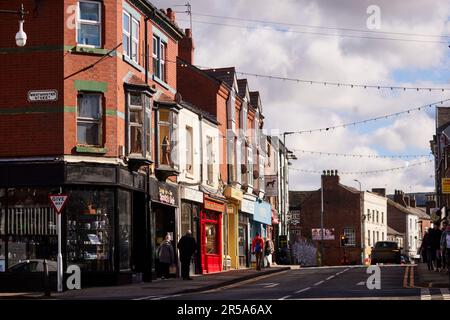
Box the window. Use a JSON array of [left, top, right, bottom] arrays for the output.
[[247, 147, 253, 187], [372, 210, 375, 222], [153, 36, 166, 82], [373, 231, 376, 245], [127, 92, 151, 157], [382, 232, 384, 241], [206, 136, 214, 185], [343, 227, 356, 246], [77, 93, 102, 146], [376, 231, 379, 242], [236, 139, 242, 184], [240, 102, 248, 137], [368, 230, 371, 246], [226, 132, 236, 183], [409, 218, 412, 230], [77, 1, 101, 47], [158, 109, 178, 168], [381, 212, 384, 224], [376, 211, 379, 223], [186, 126, 193, 174], [123, 12, 140, 62]]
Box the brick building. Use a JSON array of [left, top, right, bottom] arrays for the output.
[[290, 170, 363, 266], [0, 0, 185, 289]]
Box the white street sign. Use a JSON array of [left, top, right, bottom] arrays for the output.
[[27, 90, 58, 102]]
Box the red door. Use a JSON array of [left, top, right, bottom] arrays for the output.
[[200, 210, 222, 273]]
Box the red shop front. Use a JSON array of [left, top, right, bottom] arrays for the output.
[[201, 196, 225, 273]]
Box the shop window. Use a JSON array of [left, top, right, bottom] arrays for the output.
[[118, 190, 131, 271], [77, 93, 102, 146], [0, 189, 5, 272], [66, 189, 114, 272], [158, 109, 178, 168], [205, 223, 217, 254], [77, 1, 102, 47], [127, 91, 152, 158], [181, 202, 192, 237]]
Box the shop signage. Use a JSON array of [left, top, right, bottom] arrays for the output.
[[264, 175, 278, 197], [442, 178, 450, 194], [224, 186, 243, 201], [204, 198, 225, 213], [159, 187, 175, 205], [48, 194, 69, 214], [312, 228, 335, 240], [253, 201, 272, 225], [181, 186, 203, 203], [27, 89, 58, 102], [240, 198, 255, 214]]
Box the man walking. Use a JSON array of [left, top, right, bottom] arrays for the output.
[[177, 230, 196, 280], [252, 232, 264, 271]]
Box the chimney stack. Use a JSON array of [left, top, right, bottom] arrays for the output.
[[394, 189, 408, 207], [179, 28, 195, 65], [372, 188, 386, 197], [321, 169, 339, 189], [166, 8, 176, 23]]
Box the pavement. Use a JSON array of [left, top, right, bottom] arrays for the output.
[[415, 262, 450, 288], [0, 265, 292, 300]]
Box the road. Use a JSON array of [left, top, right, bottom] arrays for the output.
[[150, 265, 450, 300]]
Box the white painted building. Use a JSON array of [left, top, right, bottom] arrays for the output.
[[362, 191, 388, 262]]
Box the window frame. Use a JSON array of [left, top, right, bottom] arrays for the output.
[[152, 36, 166, 82], [126, 91, 152, 159], [158, 108, 178, 169], [122, 11, 131, 57], [343, 227, 356, 247], [76, 0, 102, 48], [76, 93, 103, 146], [185, 126, 194, 175], [206, 136, 214, 186]]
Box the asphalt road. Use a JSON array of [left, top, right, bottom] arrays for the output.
[[156, 265, 450, 300]]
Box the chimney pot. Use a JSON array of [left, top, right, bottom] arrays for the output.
[[185, 28, 192, 38], [166, 8, 176, 23]]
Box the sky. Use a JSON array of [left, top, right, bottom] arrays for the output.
[[153, 0, 450, 194]]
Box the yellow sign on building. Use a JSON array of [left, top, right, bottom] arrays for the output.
[[442, 178, 450, 194]]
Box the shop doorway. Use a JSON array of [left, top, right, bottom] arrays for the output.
[[153, 204, 176, 278]]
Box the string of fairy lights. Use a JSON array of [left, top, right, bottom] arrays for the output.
[[290, 160, 433, 176], [290, 149, 432, 159]]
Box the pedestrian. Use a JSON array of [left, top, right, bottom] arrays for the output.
[[441, 220, 449, 272], [427, 223, 441, 271], [420, 228, 429, 263], [440, 220, 450, 274], [177, 230, 196, 280], [264, 238, 275, 268], [156, 233, 175, 279], [251, 232, 264, 270]]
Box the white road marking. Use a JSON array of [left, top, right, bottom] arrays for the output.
[[441, 288, 450, 300], [150, 294, 181, 300], [295, 287, 311, 294], [420, 288, 431, 300], [278, 295, 291, 300], [265, 283, 279, 288], [314, 280, 325, 286], [326, 275, 335, 280], [356, 281, 365, 286], [133, 295, 158, 300]]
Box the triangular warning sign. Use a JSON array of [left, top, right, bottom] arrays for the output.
[[49, 194, 69, 214]]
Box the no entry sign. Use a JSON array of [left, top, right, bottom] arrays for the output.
[[49, 194, 69, 214]]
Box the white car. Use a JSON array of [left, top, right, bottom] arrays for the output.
[[8, 259, 57, 272]]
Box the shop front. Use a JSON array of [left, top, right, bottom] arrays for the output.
[[180, 186, 203, 274], [201, 195, 225, 273], [149, 179, 179, 279], [0, 161, 146, 291], [250, 200, 272, 268], [239, 196, 255, 268], [223, 186, 243, 269]]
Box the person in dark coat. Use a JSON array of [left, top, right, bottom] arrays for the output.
[[156, 234, 175, 279], [177, 230, 196, 280]]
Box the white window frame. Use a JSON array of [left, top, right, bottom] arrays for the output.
[[131, 18, 139, 63], [122, 11, 131, 57], [185, 126, 193, 175], [128, 92, 144, 155], [343, 227, 356, 247], [77, 0, 102, 48], [247, 147, 253, 187], [206, 136, 214, 186], [153, 36, 166, 82], [77, 93, 102, 146]]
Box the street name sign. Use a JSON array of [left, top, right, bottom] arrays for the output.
[[27, 89, 58, 102]]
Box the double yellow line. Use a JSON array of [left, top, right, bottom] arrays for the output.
[[403, 265, 415, 288]]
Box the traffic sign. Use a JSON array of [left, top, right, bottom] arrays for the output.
[[49, 194, 69, 214]]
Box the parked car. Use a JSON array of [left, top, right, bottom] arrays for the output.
[[8, 259, 57, 272], [400, 254, 411, 265], [370, 241, 401, 264]]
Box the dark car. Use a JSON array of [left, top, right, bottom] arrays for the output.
[[8, 259, 57, 272], [370, 241, 401, 264]]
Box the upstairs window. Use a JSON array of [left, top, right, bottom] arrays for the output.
[[77, 1, 101, 47], [127, 92, 151, 158], [158, 109, 178, 168], [153, 36, 166, 82], [186, 126, 193, 174], [343, 227, 356, 246], [123, 12, 140, 62], [77, 93, 102, 146], [206, 136, 214, 185]]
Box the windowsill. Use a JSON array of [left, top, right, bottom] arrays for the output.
[[72, 45, 110, 55], [152, 75, 170, 90], [123, 55, 145, 73], [76, 145, 108, 154], [185, 172, 194, 180]]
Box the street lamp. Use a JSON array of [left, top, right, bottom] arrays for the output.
[[354, 179, 364, 264], [0, 3, 28, 47]]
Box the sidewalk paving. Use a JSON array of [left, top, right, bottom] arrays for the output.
[[0, 266, 292, 300], [415, 262, 450, 288]]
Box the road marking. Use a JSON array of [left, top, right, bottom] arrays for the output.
[[314, 280, 324, 286], [265, 283, 279, 288], [403, 266, 410, 288], [295, 287, 311, 294], [150, 294, 181, 300], [356, 281, 365, 286], [326, 275, 335, 280], [441, 289, 450, 300], [420, 288, 431, 300], [133, 295, 158, 300], [278, 295, 291, 300]]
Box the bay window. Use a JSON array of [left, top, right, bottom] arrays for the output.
[[77, 1, 101, 47], [77, 93, 102, 146], [158, 109, 178, 168], [127, 91, 152, 158]]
